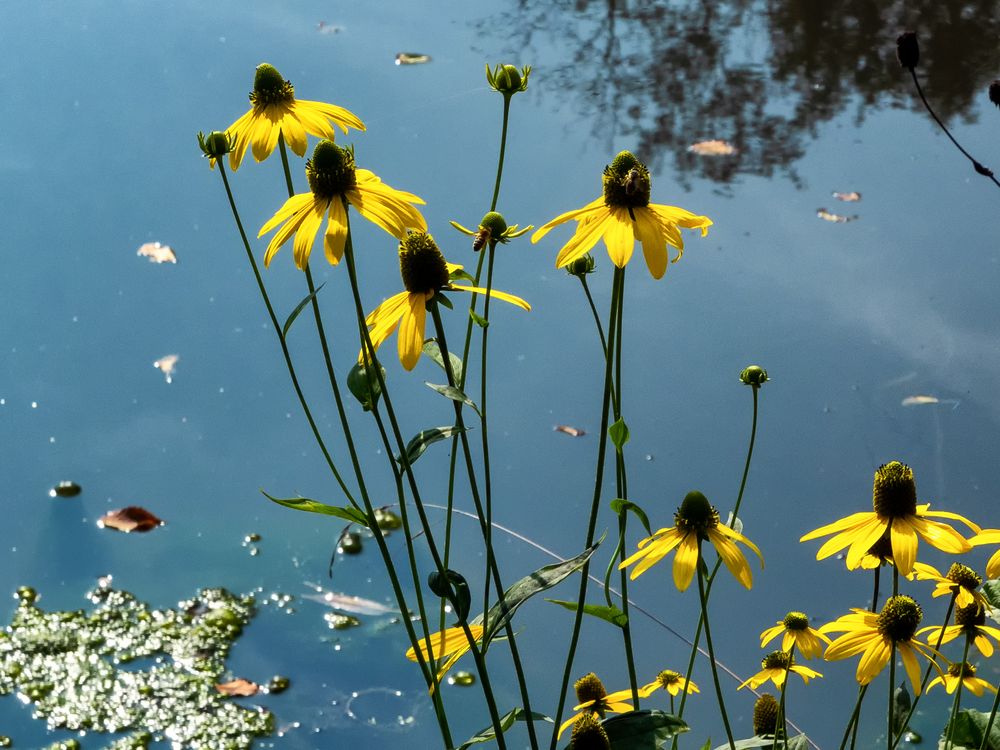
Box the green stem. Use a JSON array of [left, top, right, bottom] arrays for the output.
[[429, 296, 539, 750], [697, 553, 736, 750], [548, 266, 622, 750], [772, 659, 791, 750], [944, 638, 972, 750], [342, 230, 508, 750], [479, 243, 497, 632], [839, 684, 868, 750], [977, 676, 1000, 750], [887, 643, 897, 750], [490, 96, 511, 211]]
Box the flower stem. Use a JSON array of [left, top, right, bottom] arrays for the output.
[[887, 643, 897, 750], [697, 554, 737, 750], [838, 684, 868, 750], [490, 96, 511, 211], [944, 637, 972, 750], [548, 266, 622, 750], [977, 676, 1000, 750], [479, 243, 497, 632]]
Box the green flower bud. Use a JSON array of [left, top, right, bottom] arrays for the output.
[[739, 365, 768, 387], [198, 130, 233, 159], [486, 64, 531, 96], [566, 254, 596, 278]]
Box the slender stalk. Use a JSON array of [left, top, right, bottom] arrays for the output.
[[342, 230, 509, 749], [887, 643, 897, 750], [490, 96, 511, 211], [872, 566, 882, 612], [977, 676, 1000, 750], [772, 663, 790, 750], [839, 685, 868, 750], [548, 267, 622, 750], [907, 68, 1000, 190], [943, 638, 972, 750], [429, 297, 539, 750], [479, 243, 497, 629], [697, 554, 736, 750]]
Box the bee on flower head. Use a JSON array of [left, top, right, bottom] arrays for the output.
[[624, 167, 645, 196], [472, 227, 491, 251]]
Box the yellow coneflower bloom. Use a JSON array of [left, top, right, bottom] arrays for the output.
[[225, 63, 364, 171], [361, 233, 529, 370], [759, 611, 831, 659], [531, 151, 712, 279], [258, 140, 426, 270], [800, 461, 979, 576], [910, 562, 986, 610], [927, 661, 998, 696], [557, 673, 633, 739], [638, 669, 699, 699], [738, 651, 822, 690], [619, 491, 763, 591], [919, 602, 1000, 658], [970, 529, 1000, 579], [404, 624, 484, 692], [821, 595, 939, 694]]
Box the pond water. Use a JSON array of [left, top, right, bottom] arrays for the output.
[[4, 1, 1000, 748]]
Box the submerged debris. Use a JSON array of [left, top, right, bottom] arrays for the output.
[[153, 354, 179, 384], [49, 481, 82, 499], [816, 208, 857, 223], [395, 52, 431, 65], [136, 242, 177, 264], [98, 506, 164, 533], [832, 191, 862, 202], [687, 139, 738, 156], [0, 585, 273, 748]]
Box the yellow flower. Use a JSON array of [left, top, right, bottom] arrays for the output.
[[799, 461, 979, 576], [361, 233, 530, 370], [225, 63, 364, 171], [927, 661, 998, 697], [909, 562, 986, 610], [970, 529, 1000, 578], [258, 140, 426, 270], [531, 151, 712, 279], [619, 491, 763, 591], [919, 602, 1000, 658], [738, 651, 822, 690], [557, 673, 633, 739], [821, 595, 939, 695], [759, 611, 831, 659], [638, 669, 699, 699], [405, 625, 483, 692]]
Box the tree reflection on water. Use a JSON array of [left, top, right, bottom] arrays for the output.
[[496, 0, 1000, 187]]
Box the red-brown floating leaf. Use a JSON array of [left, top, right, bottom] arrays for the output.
[[98, 506, 165, 533], [153, 354, 180, 384], [216, 679, 259, 697], [554, 424, 586, 437], [137, 242, 177, 264], [832, 191, 862, 202], [816, 208, 857, 223], [687, 139, 738, 156]]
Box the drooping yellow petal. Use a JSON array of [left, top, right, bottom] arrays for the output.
[[227, 108, 258, 171], [707, 528, 753, 589], [921, 507, 981, 534], [844, 517, 889, 569], [672, 532, 700, 591], [622, 529, 686, 580], [890, 517, 919, 576], [634, 207, 668, 279], [360, 291, 410, 362], [451, 285, 531, 310], [602, 207, 635, 268], [280, 109, 309, 157], [250, 107, 283, 162], [650, 204, 714, 237], [760, 624, 784, 648], [898, 644, 923, 695], [530, 196, 607, 243], [301, 99, 366, 134], [291, 198, 328, 270], [910, 516, 973, 555], [398, 292, 428, 370], [259, 192, 316, 237], [323, 197, 349, 265], [800, 511, 879, 542], [855, 637, 891, 685], [554, 212, 615, 269]]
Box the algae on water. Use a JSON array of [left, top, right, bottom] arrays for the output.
[[0, 583, 274, 749]]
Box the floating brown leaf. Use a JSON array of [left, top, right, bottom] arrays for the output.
[[137, 242, 177, 264], [901, 395, 939, 406], [554, 424, 586, 437], [216, 679, 259, 697], [153, 354, 179, 384], [832, 191, 862, 202], [687, 139, 738, 156], [816, 208, 857, 223], [395, 52, 431, 65], [98, 506, 164, 533]]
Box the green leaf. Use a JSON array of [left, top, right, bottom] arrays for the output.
[[713, 736, 776, 750], [785, 736, 809, 750], [261, 491, 368, 527], [435, 292, 454, 310], [610, 498, 652, 535], [546, 599, 628, 627], [982, 580, 1000, 610], [423, 339, 464, 383], [428, 569, 472, 621], [480, 533, 605, 646], [470, 309, 489, 328], [449, 268, 476, 284], [700, 740, 712, 750], [602, 710, 688, 749], [943, 709, 1000, 750], [347, 362, 385, 411], [892, 683, 911, 738], [457, 708, 553, 750], [609, 417, 630, 449], [425, 382, 481, 416], [396, 426, 466, 466], [282, 282, 326, 337]]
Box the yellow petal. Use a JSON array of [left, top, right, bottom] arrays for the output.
[[554, 212, 614, 269], [856, 637, 891, 685], [280, 109, 309, 157], [602, 207, 635, 268], [672, 533, 699, 591], [707, 528, 753, 589], [531, 196, 606, 243], [800, 511, 878, 542], [898, 643, 923, 695], [260, 193, 316, 237], [398, 293, 428, 370], [292, 198, 328, 270], [890, 518, 919, 576], [451, 285, 531, 311], [634, 208, 668, 279], [324, 197, 348, 265]]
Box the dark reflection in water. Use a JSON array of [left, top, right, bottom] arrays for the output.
[[499, 0, 1000, 187]]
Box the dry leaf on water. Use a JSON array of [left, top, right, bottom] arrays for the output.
[[154, 354, 179, 384], [554, 425, 586, 437], [216, 679, 259, 697], [832, 191, 861, 202], [98, 506, 164, 533], [687, 140, 738, 156], [395, 52, 431, 65], [816, 208, 857, 223], [137, 242, 177, 264]]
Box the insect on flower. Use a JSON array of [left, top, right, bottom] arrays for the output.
[[473, 227, 490, 251]]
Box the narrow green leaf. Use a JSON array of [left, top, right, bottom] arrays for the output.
[[449, 268, 476, 284], [423, 339, 464, 382], [700, 740, 712, 750], [608, 417, 630, 449], [457, 708, 553, 750], [470, 309, 489, 328], [282, 282, 326, 337], [712, 736, 772, 750], [546, 599, 628, 628], [425, 382, 481, 415], [481, 533, 605, 646], [602, 710, 688, 749], [436, 292, 454, 310], [610, 498, 652, 535], [395, 426, 466, 466], [261, 491, 368, 527]]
